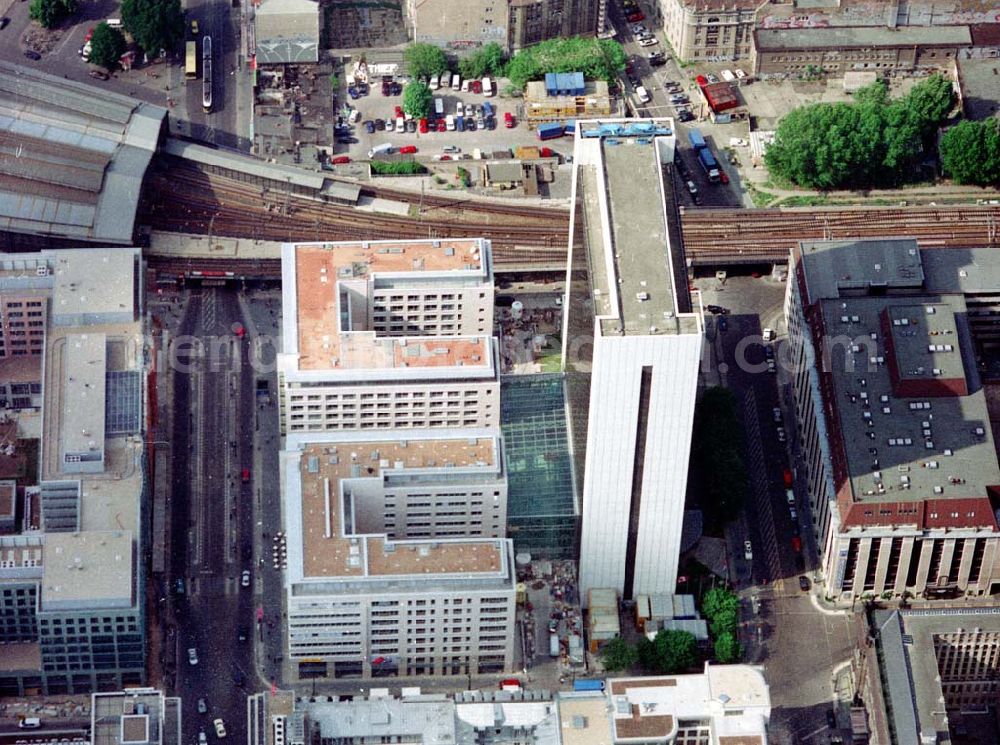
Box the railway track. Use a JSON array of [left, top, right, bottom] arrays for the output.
[[141, 164, 571, 257], [680, 205, 1000, 261], [141, 163, 1000, 273]]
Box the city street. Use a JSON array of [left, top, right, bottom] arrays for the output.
[[164, 288, 256, 745], [696, 274, 854, 743]]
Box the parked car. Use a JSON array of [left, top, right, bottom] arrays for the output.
[[706, 304, 728, 314], [443, 145, 462, 153], [630, 23, 646, 34], [384, 119, 394, 132], [627, 12, 644, 22], [791, 536, 802, 553], [418, 118, 428, 133], [89, 70, 109, 81], [0, 17, 10, 29], [214, 720, 227, 739], [24, 49, 41, 61], [18, 719, 41, 730], [241, 467, 250, 482], [374, 118, 385, 131], [465, 118, 476, 131], [238, 625, 249, 642], [364, 120, 375, 134], [241, 570, 251, 587], [783, 467, 793, 487], [638, 37, 659, 47], [649, 55, 667, 67], [347, 86, 360, 99], [799, 575, 811, 591], [504, 111, 515, 128], [197, 699, 207, 714], [735, 68, 747, 79], [676, 110, 694, 122], [776, 426, 786, 442], [399, 145, 417, 154], [743, 540, 753, 561], [394, 105, 404, 119], [199, 732, 207, 745], [436, 119, 447, 132], [706, 73, 719, 84], [188, 648, 199, 665], [772, 407, 782, 422]]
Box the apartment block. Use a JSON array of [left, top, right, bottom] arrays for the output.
[[566, 119, 703, 606], [406, 0, 599, 54], [785, 238, 1000, 603], [658, 0, 759, 62], [283, 430, 516, 679], [278, 239, 500, 435], [0, 247, 147, 696]]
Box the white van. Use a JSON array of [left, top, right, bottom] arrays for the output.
[[635, 85, 651, 104], [429, 74, 440, 90], [456, 101, 464, 117], [19, 719, 42, 729], [367, 143, 394, 159], [106, 18, 122, 28], [451, 73, 461, 91], [482, 77, 493, 97], [445, 115, 455, 131], [461, 79, 471, 92], [434, 97, 444, 117]]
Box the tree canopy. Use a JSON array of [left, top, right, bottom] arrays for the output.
[[504, 37, 626, 89], [691, 387, 748, 530], [713, 632, 742, 664], [600, 636, 638, 672], [459, 42, 505, 80], [764, 75, 956, 189], [701, 587, 740, 639], [404, 43, 449, 79], [121, 0, 185, 56], [637, 629, 698, 674], [940, 119, 1000, 186], [89, 22, 127, 70], [29, 0, 77, 29], [402, 81, 433, 118]]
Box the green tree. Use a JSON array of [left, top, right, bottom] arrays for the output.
[[701, 587, 740, 638], [459, 42, 505, 79], [601, 636, 638, 672], [402, 81, 433, 118], [121, 0, 184, 56], [88, 22, 127, 70], [903, 73, 956, 139], [504, 37, 626, 89], [713, 632, 742, 664], [404, 43, 449, 79], [940, 119, 1000, 186], [853, 79, 888, 107], [692, 387, 749, 530], [29, 0, 77, 29], [654, 630, 698, 674]]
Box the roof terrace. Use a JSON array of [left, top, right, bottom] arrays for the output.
[[287, 432, 506, 582], [286, 239, 494, 374]]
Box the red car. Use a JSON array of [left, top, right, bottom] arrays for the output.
[[627, 12, 644, 22], [437, 119, 447, 132], [720, 171, 730, 184], [504, 111, 515, 128], [241, 468, 250, 483], [399, 145, 417, 154], [418, 118, 429, 133], [84, 26, 95, 42], [791, 536, 802, 553], [782, 468, 793, 488], [232, 322, 246, 338], [394, 105, 403, 119], [331, 155, 351, 165], [539, 147, 554, 158], [471, 80, 482, 94]]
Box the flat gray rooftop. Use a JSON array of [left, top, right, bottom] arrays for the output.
[[756, 24, 972, 50], [821, 294, 999, 504], [41, 530, 133, 610], [604, 140, 676, 333], [799, 238, 925, 304], [919, 246, 1000, 295]]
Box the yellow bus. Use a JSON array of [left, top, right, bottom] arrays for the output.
[[184, 41, 197, 80]]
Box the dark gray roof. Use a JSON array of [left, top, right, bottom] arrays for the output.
[[0, 61, 165, 244], [873, 610, 921, 742], [756, 25, 972, 50]]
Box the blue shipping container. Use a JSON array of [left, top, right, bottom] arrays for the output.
[[687, 128, 707, 151], [544, 72, 559, 95], [698, 148, 718, 170], [537, 123, 565, 140], [574, 679, 605, 692], [564, 119, 577, 134]]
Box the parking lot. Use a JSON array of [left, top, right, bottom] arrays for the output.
[[332, 75, 578, 164]]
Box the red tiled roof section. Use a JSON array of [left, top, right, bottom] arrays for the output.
[[841, 497, 997, 530], [971, 24, 1000, 46], [612, 705, 674, 741], [609, 677, 677, 695]]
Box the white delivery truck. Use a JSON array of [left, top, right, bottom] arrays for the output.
[[451, 73, 461, 90], [445, 114, 456, 131], [434, 97, 444, 118], [482, 77, 494, 96]]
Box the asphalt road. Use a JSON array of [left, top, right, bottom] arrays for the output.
[[696, 275, 854, 742], [168, 289, 256, 745]]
